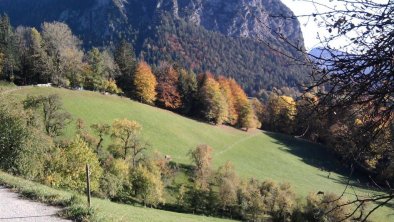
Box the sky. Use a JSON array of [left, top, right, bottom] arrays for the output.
[[280, 0, 324, 50], [280, 0, 388, 50]]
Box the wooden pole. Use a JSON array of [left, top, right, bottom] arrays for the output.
[[86, 164, 91, 208]]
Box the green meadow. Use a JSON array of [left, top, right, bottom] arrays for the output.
[[7, 86, 393, 221]]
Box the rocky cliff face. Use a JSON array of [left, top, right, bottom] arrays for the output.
[[0, 0, 302, 47], [159, 0, 302, 43], [0, 0, 308, 94]]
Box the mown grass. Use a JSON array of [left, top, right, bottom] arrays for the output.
[[8, 87, 394, 221], [0, 171, 234, 222]]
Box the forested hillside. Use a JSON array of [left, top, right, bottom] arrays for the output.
[[0, 0, 309, 96]]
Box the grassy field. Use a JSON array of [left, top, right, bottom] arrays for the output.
[[0, 81, 16, 93], [0, 171, 234, 222], [7, 87, 394, 221]]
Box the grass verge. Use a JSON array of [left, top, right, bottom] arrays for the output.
[[0, 171, 235, 222], [0, 171, 96, 221]]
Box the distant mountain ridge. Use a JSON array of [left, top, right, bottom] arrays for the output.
[[0, 0, 309, 95]]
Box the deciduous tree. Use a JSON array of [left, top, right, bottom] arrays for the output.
[[131, 164, 164, 207], [0, 102, 30, 171], [91, 123, 111, 154], [198, 73, 228, 125], [237, 179, 265, 221], [304, 192, 351, 222], [229, 79, 258, 130], [190, 144, 213, 190], [0, 99, 53, 180], [216, 161, 238, 213], [133, 61, 157, 105], [251, 98, 265, 129], [45, 136, 103, 193], [156, 62, 182, 110], [41, 22, 84, 87], [111, 119, 146, 168], [84, 48, 119, 91], [101, 78, 122, 94], [217, 76, 237, 125], [23, 94, 72, 137], [266, 95, 296, 134]]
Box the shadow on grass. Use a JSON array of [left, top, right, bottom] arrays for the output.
[[266, 132, 347, 173], [267, 131, 394, 213], [317, 173, 378, 193], [265, 132, 376, 187]]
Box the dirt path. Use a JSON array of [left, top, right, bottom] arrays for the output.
[[215, 132, 260, 157], [0, 187, 69, 222]]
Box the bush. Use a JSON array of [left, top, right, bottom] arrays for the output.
[[304, 192, 352, 222], [45, 136, 103, 193], [0, 103, 30, 171], [130, 164, 164, 207], [0, 101, 53, 180], [270, 182, 296, 222], [16, 128, 54, 180], [237, 179, 266, 221], [100, 157, 131, 198]]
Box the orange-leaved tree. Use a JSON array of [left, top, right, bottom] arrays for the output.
[[229, 79, 257, 130], [156, 62, 182, 110]]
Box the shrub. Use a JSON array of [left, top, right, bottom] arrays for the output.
[[0, 103, 30, 171], [0, 102, 53, 180], [100, 157, 131, 198], [237, 179, 266, 221], [130, 164, 164, 207], [304, 192, 352, 222], [45, 136, 103, 193]]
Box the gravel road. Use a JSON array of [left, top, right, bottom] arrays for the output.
[[0, 186, 69, 222]]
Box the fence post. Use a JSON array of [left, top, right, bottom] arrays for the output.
[[86, 164, 91, 208]]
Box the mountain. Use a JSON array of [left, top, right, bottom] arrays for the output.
[[0, 0, 309, 95]]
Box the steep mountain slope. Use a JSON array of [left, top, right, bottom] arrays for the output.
[[0, 0, 309, 94]]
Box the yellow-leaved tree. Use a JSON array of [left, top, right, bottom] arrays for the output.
[[131, 163, 165, 207], [267, 95, 297, 134], [45, 136, 103, 193], [198, 73, 228, 125], [133, 61, 157, 105], [217, 76, 237, 125]]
